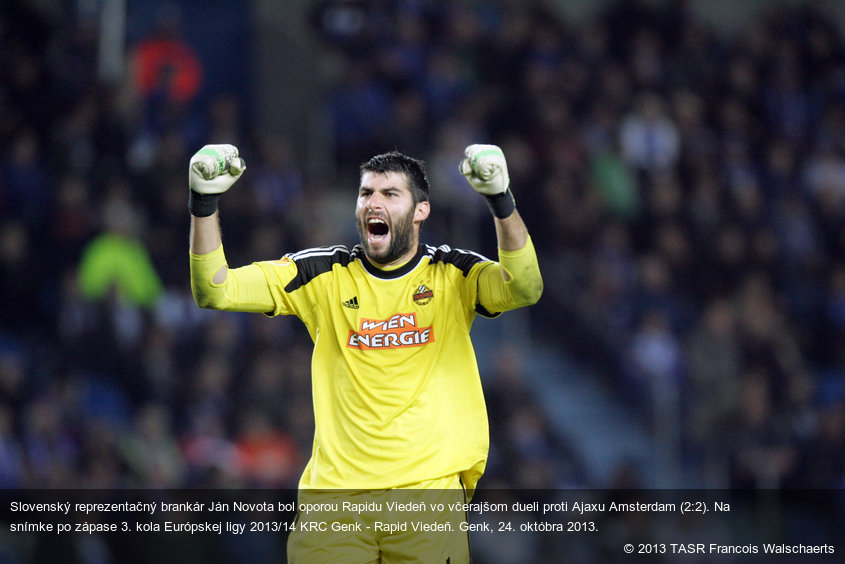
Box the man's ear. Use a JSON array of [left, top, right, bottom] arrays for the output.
[[414, 201, 430, 223]]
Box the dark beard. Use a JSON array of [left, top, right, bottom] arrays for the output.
[[357, 207, 415, 266]]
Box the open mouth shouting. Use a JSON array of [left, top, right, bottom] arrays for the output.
[[357, 206, 415, 267], [367, 216, 390, 247]]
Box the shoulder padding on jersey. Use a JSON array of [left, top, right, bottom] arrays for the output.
[[425, 245, 490, 277], [283, 245, 356, 292]]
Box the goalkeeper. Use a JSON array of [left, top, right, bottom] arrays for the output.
[[188, 143, 542, 563]]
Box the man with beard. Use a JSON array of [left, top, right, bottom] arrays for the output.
[[188, 144, 542, 563]]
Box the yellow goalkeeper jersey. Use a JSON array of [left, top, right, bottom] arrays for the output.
[[190, 239, 542, 493]]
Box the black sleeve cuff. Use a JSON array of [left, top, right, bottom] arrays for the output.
[[189, 190, 222, 217], [484, 188, 516, 219]]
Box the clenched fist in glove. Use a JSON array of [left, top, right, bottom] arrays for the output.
[[188, 144, 246, 217], [459, 144, 515, 219]]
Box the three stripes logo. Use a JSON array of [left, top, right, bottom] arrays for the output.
[[342, 296, 360, 309]]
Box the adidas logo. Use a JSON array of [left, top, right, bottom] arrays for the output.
[[342, 296, 359, 309]]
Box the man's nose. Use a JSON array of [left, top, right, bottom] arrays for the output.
[[367, 192, 385, 209]]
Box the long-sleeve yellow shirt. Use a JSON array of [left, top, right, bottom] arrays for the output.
[[190, 238, 542, 493]]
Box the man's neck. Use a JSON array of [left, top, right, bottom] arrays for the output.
[[362, 245, 423, 276], [367, 246, 419, 271]]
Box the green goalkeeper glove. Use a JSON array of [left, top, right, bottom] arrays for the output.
[[459, 144, 515, 219], [188, 144, 246, 217]]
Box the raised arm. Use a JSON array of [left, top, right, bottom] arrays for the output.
[[460, 144, 543, 309], [190, 213, 225, 283], [188, 144, 243, 253], [188, 144, 244, 289], [190, 213, 223, 255], [188, 145, 275, 313]]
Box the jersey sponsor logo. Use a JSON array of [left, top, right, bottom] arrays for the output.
[[347, 313, 433, 350], [342, 296, 359, 309], [412, 284, 434, 305]]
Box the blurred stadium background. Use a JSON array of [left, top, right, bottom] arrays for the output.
[[1, 0, 845, 560]]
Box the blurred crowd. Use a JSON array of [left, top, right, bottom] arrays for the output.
[[315, 0, 845, 491], [1, 0, 844, 504]]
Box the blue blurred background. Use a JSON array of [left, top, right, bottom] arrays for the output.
[[1, 0, 844, 538]]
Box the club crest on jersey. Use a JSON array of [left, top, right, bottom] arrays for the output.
[[347, 313, 433, 350], [412, 284, 434, 305]]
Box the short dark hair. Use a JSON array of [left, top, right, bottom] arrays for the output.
[[360, 151, 430, 203]]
